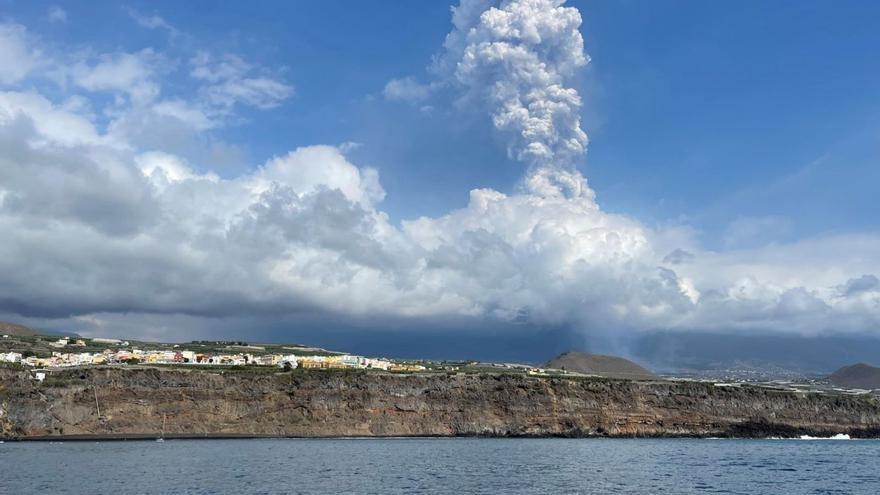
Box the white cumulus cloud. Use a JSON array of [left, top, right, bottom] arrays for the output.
[[190, 52, 294, 111], [71, 49, 162, 104], [0, 1, 878, 343], [383, 77, 433, 103], [0, 23, 44, 85]]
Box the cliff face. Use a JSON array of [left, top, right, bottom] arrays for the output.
[[2, 367, 880, 439]]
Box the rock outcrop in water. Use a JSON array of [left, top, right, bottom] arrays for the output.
[[2, 367, 879, 439]]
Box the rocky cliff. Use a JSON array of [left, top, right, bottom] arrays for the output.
[[2, 367, 880, 439]]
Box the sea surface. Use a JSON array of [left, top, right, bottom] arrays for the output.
[[2, 437, 879, 494]]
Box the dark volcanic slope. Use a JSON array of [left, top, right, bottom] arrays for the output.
[[2, 367, 880, 439], [0, 321, 40, 337], [830, 363, 880, 390], [545, 352, 656, 380]]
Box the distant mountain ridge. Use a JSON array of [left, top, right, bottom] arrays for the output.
[[0, 321, 41, 337], [0, 321, 78, 338], [829, 363, 880, 390], [544, 351, 657, 380]]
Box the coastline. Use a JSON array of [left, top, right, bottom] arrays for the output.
[[7, 430, 880, 442], [3, 366, 880, 441]]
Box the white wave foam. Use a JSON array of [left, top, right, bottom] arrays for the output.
[[798, 434, 851, 440]]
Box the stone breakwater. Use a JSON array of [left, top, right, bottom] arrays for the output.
[[2, 367, 880, 439]]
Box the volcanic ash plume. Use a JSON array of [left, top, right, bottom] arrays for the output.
[[441, 0, 590, 196]]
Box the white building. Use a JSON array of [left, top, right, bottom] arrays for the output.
[[278, 355, 299, 368], [1, 352, 22, 363], [341, 355, 366, 368], [364, 358, 391, 370]]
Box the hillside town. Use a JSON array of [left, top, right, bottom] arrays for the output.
[[0, 336, 425, 373]]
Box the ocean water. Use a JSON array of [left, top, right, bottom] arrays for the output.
[[2, 437, 878, 494]]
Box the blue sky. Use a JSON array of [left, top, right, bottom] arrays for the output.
[[6, 0, 878, 243], [1, 0, 879, 362]]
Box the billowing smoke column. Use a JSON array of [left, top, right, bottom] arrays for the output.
[[440, 0, 591, 198], [4, 0, 879, 342]]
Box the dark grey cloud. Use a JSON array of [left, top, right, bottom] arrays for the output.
[[0, 3, 879, 348], [0, 115, 157, 236], [663, 248, 695, 265], [840, 274, 879, 297]]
